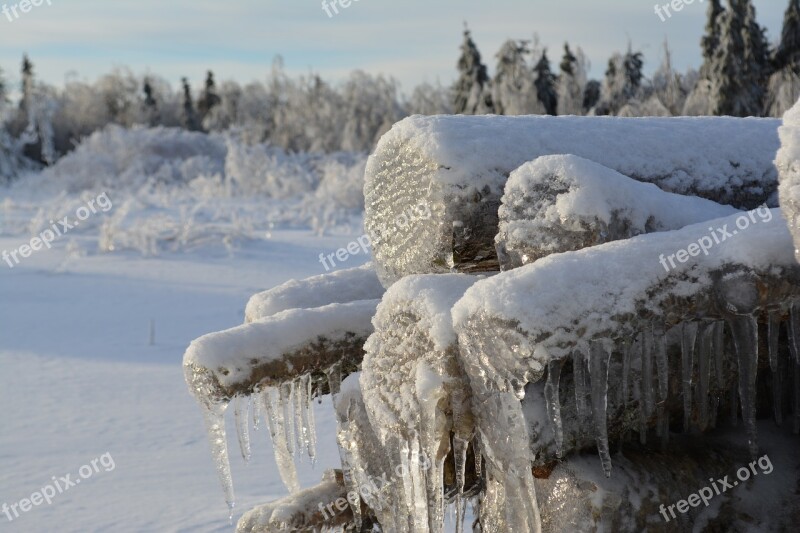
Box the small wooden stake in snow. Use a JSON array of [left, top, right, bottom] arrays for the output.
[[149, 318, 156, 346]]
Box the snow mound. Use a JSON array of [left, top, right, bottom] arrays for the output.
[[365, 114, 780, 285], [497, 155, 740, 269], [245, 263, 384, 323], [777, 97, 800, 263]]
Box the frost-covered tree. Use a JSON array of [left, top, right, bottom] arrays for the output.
[[685, 0, 726, 115], [557, 43, 588, 116], [709, 0, 770, 117], [533, 50, 558, 115], [766, 0, 800, 116], [492, 40, 544, 115], [596, 45, 644, 115], [652, 40, 686, 115], [583, 79, 601, 113], [452, 27, 493, 114], [181, 77, 200, 131], [407, 82, 453, 115], [197, 70, 221, 124], [142, 77, 159, 126]]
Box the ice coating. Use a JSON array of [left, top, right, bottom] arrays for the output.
[[365, 114, 780, 285], [496, 154, 740, 269], [777, 98, 800, 264], [361, 273, 482, 532], [454, 209, 800, 493], [244, 263, 384, 322]]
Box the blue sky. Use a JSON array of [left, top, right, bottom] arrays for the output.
[[0, 0, 788, 93]]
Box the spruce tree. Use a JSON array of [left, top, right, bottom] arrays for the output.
[[557, 43, 588, 116], [452, 27, 493, 114], [700, 0, 726, 77], [773, 0, 800, 73], [534, 50, 558, 115], [765, 0, 800, 116], [181, 77, 199, 131], [142, 78, 158, 126], [711, 0, 769, 116], [197, 70, 221, 122], [20, 55, 34, 113], [492, 39, 543, 115]]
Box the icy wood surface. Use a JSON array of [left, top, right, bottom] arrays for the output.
[[244, 263, 384, 323], [365, 114, 781, 285], [497, 155, 740, 269], [777, 99, 800, 264], [454, 209, 797, 374], [361, 274, 481, 532]]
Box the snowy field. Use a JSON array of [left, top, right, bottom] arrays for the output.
[[0, 222, 370, 532], [0, 127, 378, 532]]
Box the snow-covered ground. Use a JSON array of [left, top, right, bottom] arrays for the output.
[[0, 153, 372, 531]]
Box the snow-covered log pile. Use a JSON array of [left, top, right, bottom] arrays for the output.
[[187, 107, 800, 533], [778, 101, 800, 262], [496, 154, 739, 269], [365, 114, 781, 285]]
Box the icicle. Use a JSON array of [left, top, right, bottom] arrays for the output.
[[302, 374, 317, 464], [572, 347, 588, 424], [233, 395, 251, 463], [453, 437, 469, 533], [681, 322, 698, 432], [280, 382, 296, 457], [588, 340, 613, 477], [252, 388, 261, 432], [790, 304, 800, 365], [473, 437, 482, 479], [697, 323, 713, 431], [326, 362, 342, 400], [184, 365, 235, 519], [293, 378, 306, 457], [653, 324, 669, 443], [795, 361, 800, 435], [727, 314, 760, 457], [620, 339, 632, 406], [263, 387, 300, 492], [768, 311, 783, 425], [712, 321, 726, 428], [544, 359, 564, 458], [632, 338, 646, 445], [713, 321, 726, 388], [642, 329, 654, 418]]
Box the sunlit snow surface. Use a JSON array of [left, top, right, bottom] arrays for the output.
[[0, 196, 367, 531]]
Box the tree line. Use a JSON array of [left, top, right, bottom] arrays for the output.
[[0, 0, 798, 175]]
